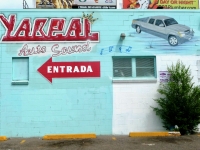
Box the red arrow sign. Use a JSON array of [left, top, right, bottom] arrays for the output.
[[37, 58, 100, 83]]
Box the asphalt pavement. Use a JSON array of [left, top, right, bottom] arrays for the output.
[[0, 135, 200, 150]]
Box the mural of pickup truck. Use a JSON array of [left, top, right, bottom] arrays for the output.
[[132, 16, 194, 46]]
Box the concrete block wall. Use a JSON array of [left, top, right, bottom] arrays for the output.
[[0, 56, 113, 137], [0, 10, 114, 136], [0, 10, 200, 137], [113, 55, 200, 135]]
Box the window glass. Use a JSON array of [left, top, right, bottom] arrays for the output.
[[155, 20, 164, 26], [136, 58, 155, 77], [148, 19, 155, 24], [113, 57, 156, 78], [113, 58, 132, 77], [164, 18, 178, 26]]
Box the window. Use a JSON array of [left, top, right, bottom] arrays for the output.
[[135, 58, 155, 77], [113, 58, 132, 77], [155, 20, 164, 26], [164, 18, 178, 26], [113, 57, 156, 78], [12, 57, 29, 85], [148, 19, 155, 24]]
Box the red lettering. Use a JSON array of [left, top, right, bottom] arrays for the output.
[[48, 18, 65, 38], [32, 18, 48, 40], [13, 19, 31, 40], [0, 14, 99, 42], [65, 18, 82, 40], [84, 19, 98, 41], [0, 14, 15, 41]]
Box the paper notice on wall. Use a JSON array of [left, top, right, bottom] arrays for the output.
[[159, 71, 171, 83]]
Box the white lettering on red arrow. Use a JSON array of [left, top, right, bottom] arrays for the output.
[[47, 66, 93, 73], [37, 58, 100, 83]]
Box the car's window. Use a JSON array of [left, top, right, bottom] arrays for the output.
[[155, 20, 164, 27], [164, 18, 178, 26], [148, 19, 155, 24]]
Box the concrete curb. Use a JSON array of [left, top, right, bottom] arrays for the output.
[[0, 136, 7, 141], [43, 134, 96, 140], [168, 132, 181, 136], [129, 132, 180, 137]]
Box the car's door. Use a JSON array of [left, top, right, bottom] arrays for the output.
[[153, 19, 167, 39], [143, 18, 157, 36]]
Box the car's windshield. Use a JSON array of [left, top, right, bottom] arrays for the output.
[[164, 18, 178, 26]]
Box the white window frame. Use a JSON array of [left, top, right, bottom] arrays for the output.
[[112, 56, 157, 83]]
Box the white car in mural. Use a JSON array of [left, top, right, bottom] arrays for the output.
[[132, 16, 194, 46]]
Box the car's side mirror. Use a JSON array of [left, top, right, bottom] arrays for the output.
[[159, 24, 165, 27]]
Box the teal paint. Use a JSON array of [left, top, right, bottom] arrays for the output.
[[0, 36, 1, 135], [0, 10, 200, 137]]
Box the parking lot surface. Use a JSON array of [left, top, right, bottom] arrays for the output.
[[0, 135, 200, 150]]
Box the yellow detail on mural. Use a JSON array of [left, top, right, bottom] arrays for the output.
[[82, 12, 98, 24], [123, 0, 199, 9], [158, 0, 199, 9]]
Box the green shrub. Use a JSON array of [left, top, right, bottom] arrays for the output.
[[152, 60, 200, 135]]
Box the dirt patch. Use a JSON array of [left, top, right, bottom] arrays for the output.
[[45, 139, 94, 148], [0, 144, 21, 150], [145, 136, 193, 144]]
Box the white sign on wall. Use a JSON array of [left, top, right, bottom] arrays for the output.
[[159, 71, 171, 83]]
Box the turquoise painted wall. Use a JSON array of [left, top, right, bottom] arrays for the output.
[[0, 9, 200, 137]]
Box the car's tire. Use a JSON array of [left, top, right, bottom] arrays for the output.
[[168, 35, 178, 46], [136, 25, 141, 34]]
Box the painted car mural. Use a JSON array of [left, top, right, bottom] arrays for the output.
[[132, 16, 194, 46]]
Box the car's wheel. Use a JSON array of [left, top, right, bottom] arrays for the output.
[[168, 35, 178, 46], [136, 25, 141, 34]]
